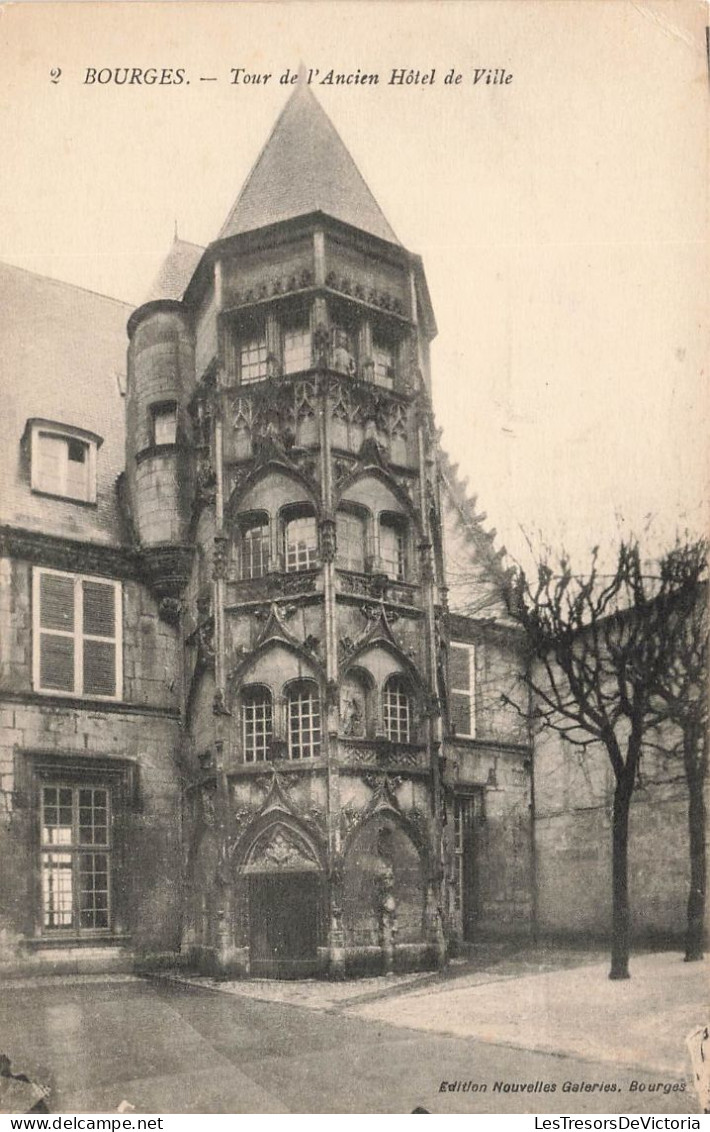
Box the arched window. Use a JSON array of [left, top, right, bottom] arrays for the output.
[[284, 511, 318, 573], [383, 675, 412, 743], [287, 681, 321, 759], [242, 685, 273, 763], [379, 515, 407, 581], [336, 509, 367, 573], [238, 513, 270, 579]]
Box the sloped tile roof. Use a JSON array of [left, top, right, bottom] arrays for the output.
[[219, 84, 398, 245], [145, 239, 205, 302], [0, 261, 131, 546]]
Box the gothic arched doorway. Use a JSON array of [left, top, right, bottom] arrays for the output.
[[243, 822, 325, 978]]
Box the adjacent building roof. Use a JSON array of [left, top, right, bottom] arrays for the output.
[[218, 84, 399, 246], [145, 238, 205, 302], [0, 261, 130, 545]]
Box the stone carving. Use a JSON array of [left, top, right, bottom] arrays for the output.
[[158, 596, 182, 625], [195, 620, 215, 668], [342, 695, 365, 737], [293, 380, 318, 421], [319, 518, 337, 563], [250, 826, 318, 871], [213, 535, 229, 580], [232, 397, 255, 431], [266, 352, 281, 380], [201, 788, 217, 829], [313, 323, 330, 366], [195, 457, 217, 507], [212, 689, 231, 716]]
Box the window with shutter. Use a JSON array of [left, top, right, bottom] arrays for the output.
[[449, 642, 476, 738], [33, 569, 122, 700], [29, 424, 98, 503]]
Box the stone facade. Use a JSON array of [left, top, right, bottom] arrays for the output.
[[0, 83, 533, 978]]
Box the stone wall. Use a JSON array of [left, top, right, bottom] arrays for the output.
[[0, 554, 182, 974], [533, 722, 707, 942]]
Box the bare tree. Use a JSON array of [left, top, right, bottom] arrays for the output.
[[646, 540, 708, 962], [504, 542, 671, 980]]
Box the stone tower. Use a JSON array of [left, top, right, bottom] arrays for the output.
[[129, 84, 447, 976]]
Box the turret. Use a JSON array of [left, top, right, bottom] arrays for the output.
[[125, 299, 195, 602]]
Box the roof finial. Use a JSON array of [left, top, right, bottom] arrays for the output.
[[173, 218, 179, 243], [297, 61, 308, 86]]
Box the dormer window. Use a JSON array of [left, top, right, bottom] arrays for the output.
[[151, 402, 177, 446], [27, 420, 101, 504]]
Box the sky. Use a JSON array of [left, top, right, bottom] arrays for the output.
[[0, 1, 706, 569]]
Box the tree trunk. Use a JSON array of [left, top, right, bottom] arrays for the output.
[[684, 745, 706, 962], [610, 777, 632, 979]]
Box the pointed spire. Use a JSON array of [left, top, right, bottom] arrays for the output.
[[218, 85, 398, 245]]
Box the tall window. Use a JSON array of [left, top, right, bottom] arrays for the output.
[[41, 784, 111, 932], [449, 642, 476, 738], [242, 686, 273, 763], [379, 517, 406, 581], [284, 514, 318, 572], [239, 515, 270, 579], [240, 333, 267, 383], [283, 322, 312, 374], [336, 510, 366, 572], [383, 675, 412, 743], [151, 402, 177, 446], [33, 569, 122, 700], [34, 431, 94, 502], [372, 335, 395, 389], [287, 683, 321, 759]]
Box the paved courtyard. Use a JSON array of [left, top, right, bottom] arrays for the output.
[[0, 949, 705, 1114]]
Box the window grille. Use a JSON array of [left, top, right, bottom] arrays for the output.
[[41, 785, 111, 932], [240, 335, 267, 383], [242, 687, 273, 762], [285, 515, 318, 572], [239, 519, 270, 579], [287, 685, 321, 759], [383, 675, 411, 743]]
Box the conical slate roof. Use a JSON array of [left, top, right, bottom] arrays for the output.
[[218, 84, 398, 245], [146, 238, 204, 302]]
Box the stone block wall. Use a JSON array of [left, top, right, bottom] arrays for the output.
[[0, 554, 182, 974], [533, 724, 706, 942]]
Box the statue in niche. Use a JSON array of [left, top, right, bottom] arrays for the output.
[[332, 328, 356, 376], [342, 695, 365, 737]]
